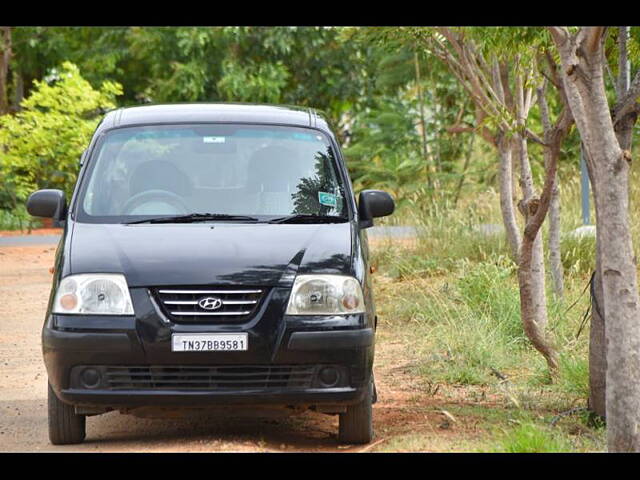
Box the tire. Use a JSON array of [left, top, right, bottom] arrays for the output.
[[338, 380, 373, 444], [48, 382, 86, 445]]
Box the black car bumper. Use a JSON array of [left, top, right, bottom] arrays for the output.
[[59, 387, 365, 409], [43, 312, 374, 409]]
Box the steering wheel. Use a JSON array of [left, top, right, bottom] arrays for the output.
[[122, 189, 190, 216]]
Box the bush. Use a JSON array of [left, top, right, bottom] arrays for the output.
[[0, 205, 39, 231], [0, 62, 122, 207]]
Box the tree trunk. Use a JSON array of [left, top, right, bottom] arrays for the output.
[[515, 129, 558, 375], [594, 144, 640, 452], [0, 27, 12, 115], [12, 70, 23, 111], [587, 105, 638, 423], [497, 134, 521, 261], [587, 26, 636, 423], [584, 150, 607, 419], [548, 178, 564, 299], [551, 26, 640, 452], [518, 226, 559, 376], [589, 263, 607, 418]]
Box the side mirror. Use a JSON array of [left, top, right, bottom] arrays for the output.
[[26, 189, 67, 220], [358, 190, 395, 229]]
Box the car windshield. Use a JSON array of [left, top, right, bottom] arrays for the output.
[[76, 124, 349, 223]]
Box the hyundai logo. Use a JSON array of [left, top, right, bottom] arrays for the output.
[[198, 297, 223, 311]]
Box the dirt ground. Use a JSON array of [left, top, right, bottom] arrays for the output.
[[0, 240, 471, 453], [0, 227, 62, 237]]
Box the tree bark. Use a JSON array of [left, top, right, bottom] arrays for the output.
[[514, 75, 559, 375], [497, 134, 521, 261], [548, 181, 564, 299], [516, 151, 558, 375], [581, 142, 608, 419], [518, 217, 559, 375], [589, 259, 608, 418], [538, 79, 568, 300], [12, 71, 23, 111], [0, 27, 12, 115], [587, 26, 638, 422], [550, 26, 640, 452]]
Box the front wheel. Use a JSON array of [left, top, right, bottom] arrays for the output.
[[48, 382, 86, 445], [338, 380, 373, 444]]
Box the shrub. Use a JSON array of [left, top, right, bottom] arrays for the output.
[[0, 205, 39, 230], [0, 62, 122, 206]]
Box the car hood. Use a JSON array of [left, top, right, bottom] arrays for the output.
[[68, 221, 353, 287]]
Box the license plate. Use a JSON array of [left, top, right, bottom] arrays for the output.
[[171, 333, 248, 352]]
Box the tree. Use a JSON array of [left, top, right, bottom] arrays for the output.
[[585, 27, 640, 421], [125, 26, 375, 139], [9, 27, 130, 106], [424, 27, 566, 377], [0, 62, 121, 203], [0, 27, 11, 114], [548, 26, 640, 452], [343, 30, 475, 208]]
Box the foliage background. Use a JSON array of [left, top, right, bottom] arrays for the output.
[[0, 26, 493, 222]]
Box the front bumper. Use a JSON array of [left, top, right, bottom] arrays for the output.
[[59, 387, 365, 408], [43, 306, 374, 408]]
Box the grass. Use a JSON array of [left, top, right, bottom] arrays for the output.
[[366, 166, 635, 451], [491, 422, 574, 453], [371, 248, 603, 450]]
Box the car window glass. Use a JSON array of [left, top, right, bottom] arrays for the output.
[[79, 124, 347, 222]]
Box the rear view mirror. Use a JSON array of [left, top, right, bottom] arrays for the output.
[[358, 190, 395, 229], [26, 189, 67, 220]]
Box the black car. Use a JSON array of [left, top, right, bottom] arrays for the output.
[[27, 103, 394, 445]]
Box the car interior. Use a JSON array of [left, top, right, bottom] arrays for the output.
[[82, 130, 336, 217]]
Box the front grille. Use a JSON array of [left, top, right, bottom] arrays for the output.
[[153, 286, 266, 322], [103, 365, 316, 390]]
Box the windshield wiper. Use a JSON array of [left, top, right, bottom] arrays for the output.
[[267, 214, 349, 224], [125, 213, 260, 224]]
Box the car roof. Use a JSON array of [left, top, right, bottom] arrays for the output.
[[99, 103, 332, 133]]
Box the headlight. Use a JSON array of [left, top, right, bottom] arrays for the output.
[[53, 274, 134, 315], [286, 275, 365, 315]]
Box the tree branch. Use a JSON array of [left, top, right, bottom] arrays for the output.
[[525, 129, 547, 146], [584, 27, 607, 54], [548, 27, 570, 47], [617, 26, 630, 98], [522, 70, 574, 242], [613, 70, 640, 122], [546, 51, 562, 86]]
